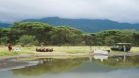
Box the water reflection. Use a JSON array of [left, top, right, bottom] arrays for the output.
[[89, 55, 108, 62], [0, 59, 39, 71], [0, 56, 139, 78], [12, 56, 139, 75], [12, 58, 85, 76]]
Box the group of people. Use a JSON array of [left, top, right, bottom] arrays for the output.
[[7, 44, 21, 52], [7, 43, 53, 52], [36, 48, 53, 52]]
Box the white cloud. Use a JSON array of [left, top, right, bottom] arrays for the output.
[[0, 0, 139, 23]]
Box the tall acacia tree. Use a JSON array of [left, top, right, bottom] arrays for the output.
[[50, 26, 82, 45], [11, 22, 53, 45]]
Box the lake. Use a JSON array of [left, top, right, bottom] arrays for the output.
[[0, 55, 139, 78]]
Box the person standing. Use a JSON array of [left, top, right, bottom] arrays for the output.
[[8, 43, 12, 52]]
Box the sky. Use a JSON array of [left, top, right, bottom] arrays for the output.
[[0, 0, 139, 23]]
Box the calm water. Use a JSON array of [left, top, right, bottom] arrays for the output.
[[0, 55, 139, 78]]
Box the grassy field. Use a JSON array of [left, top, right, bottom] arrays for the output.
[[0, 46, 139, 56]]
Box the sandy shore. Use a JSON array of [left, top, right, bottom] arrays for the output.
[[1, 51, 139, 60], [0, 52, 89, 60]]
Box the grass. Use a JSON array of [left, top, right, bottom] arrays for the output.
[[0, 46, 139, 56], [130, 47, 139, 53], [0, 46, 35, 56], [49, 46, 110, 53], [0, 51, 34, 56], [0, 51, 19, 56]]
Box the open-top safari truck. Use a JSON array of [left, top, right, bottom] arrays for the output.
[[111, 43, 132, 52]]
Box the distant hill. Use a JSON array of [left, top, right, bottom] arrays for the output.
[[0, 22, 11, 28], [1, 17, 139, 32], [22, 17, 139, 32]]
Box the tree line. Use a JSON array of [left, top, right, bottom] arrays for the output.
[[0, 22, 139, 46]]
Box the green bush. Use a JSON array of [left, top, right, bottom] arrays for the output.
[[18, 35, 39, 46]]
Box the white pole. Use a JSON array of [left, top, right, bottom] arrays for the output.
[[123, 45, 126, 52]]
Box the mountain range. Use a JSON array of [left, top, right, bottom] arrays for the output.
[[0, 22, 11, 28], [0, 17, 139, 32]]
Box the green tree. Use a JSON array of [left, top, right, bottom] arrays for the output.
[[18, 35, 38, 46], [12, 22, 53, 44], [50, 26, 82, 45], [0, 28, 10, 44]]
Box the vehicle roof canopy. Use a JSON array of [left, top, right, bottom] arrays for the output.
[[116, 43, 131, 45]]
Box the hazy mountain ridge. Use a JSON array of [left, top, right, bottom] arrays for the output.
[[22, 17, 139, 32], [1, 17, 139, 32], [0, 22, 11, 28]]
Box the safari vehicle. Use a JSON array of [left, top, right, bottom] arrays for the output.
[[111, 43, 132, 52]]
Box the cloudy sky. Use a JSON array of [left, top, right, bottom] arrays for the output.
[[0, 0, 139, 23]]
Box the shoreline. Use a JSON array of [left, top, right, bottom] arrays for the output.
[[1, 52, 139, 60], [0, 52, 89, 60]]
